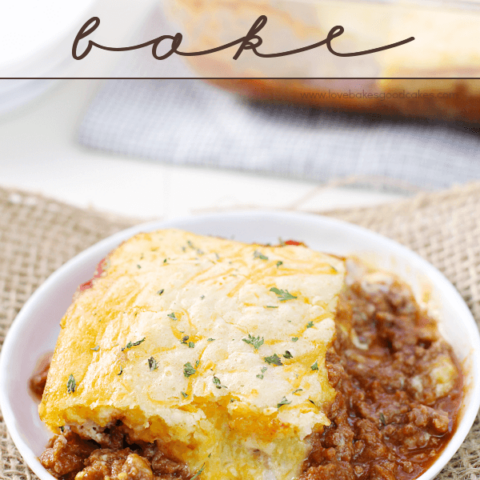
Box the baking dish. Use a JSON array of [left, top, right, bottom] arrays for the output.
[[162, 0, 480, 121]]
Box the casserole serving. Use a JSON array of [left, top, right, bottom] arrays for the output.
[[1, 213, 479, 480]]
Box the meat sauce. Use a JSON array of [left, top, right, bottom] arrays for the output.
[[299, 261, 463, 480], [31, 260, 463, 480]]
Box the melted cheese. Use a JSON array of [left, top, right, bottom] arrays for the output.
[[39, 229, 345, 480]]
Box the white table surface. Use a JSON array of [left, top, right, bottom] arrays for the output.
[[0, 0, 404, 222]]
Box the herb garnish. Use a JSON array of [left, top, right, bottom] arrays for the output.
[[254, 250, 268, 261], [188, 342, 195, 348], [270, 288, 297, 302], [242, 334, 264, 350], [67, 374, 76, 394], [195, 360, 200, 368], [187, 240, 195, 249], [277, 397, 291, 408], [264, 354, 283, 366], [306, 321, 314, 328], [309, 399, 316, 406], [293, 388, 303, 394], [181, 391, 188, 398], [168, 312, 177, 320], [379, 412, 386, 426], [276, 261, 283, 267], [291, 337, 299, 342], [311, 361, 319, 371], [213, 376, 227, 389], [283, 351, 293, 359], [184, 362, 196, 378], [190, 463, 206, 480], [207, 338, 215, 342], [181, 335, 190, 344], [257, 367, 268, 379], [118, 367, 123, 376], [137, 264, 141, 269], [148, 357, 158, 371], [91, 345, 100, 351], [163, 258, 168, 263], [157, 289, 164, 296], [266, 306, 278, 309], [122, 337, 145, 351]]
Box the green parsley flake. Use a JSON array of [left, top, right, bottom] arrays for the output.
[[118, 367, 123, 376], [254, 250, 269, 261], [293, 388, 303, 394], [91, 345, 100, 352], [190, 463, 206, 480], [379, 412, 386, 426], [200, 295, 205, 300], [270, 287, 297, 302], [266, 306, 278, 309], [168, 312, 177, 320], [311, 361, 319, 371], [207, 338, 215, 342], [148, 357, 158, 371], [283, 351, 293, 359], [291, 337, 299, 342], [264, 354, 283, 366], [122, 337, 145, 351], [163, 258, 168, 263], [188, 342, 195, 348], [181, 391, 188, 399], [184, 362, 196, 378], [213, 376, 227, 389], [195, 360, 200, 368], [242, 334, 264, 350], [277, 396, 291, 408], [306, 321, 314, 328], [276, 261, 283, 267], [157, 289, 164, 296], [137, 264, 141, 269], [257, 366, 267, 379], [67, 374, 76, 394]]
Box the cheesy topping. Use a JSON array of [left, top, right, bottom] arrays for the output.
[[39, 229, 345, 480]]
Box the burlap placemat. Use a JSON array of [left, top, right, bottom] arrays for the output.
[[1, 184, 479, 480]]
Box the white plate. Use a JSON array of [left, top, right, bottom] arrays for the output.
[[0, 211, 479, 480]]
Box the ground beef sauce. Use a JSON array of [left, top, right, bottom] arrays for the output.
[[299, 260, 463, 480], [34, 259, 463, 480], [29, 352, 53, 400]]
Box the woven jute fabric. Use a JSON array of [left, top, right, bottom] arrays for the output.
[[1, 183, 480, 480]]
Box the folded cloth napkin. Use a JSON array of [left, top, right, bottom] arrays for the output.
[[78, 7, 480, 190]]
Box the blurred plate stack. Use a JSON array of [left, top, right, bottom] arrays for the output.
[[0, 0, 98, 115]]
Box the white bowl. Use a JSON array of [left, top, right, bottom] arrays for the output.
[[1, 211, 479, 480]]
